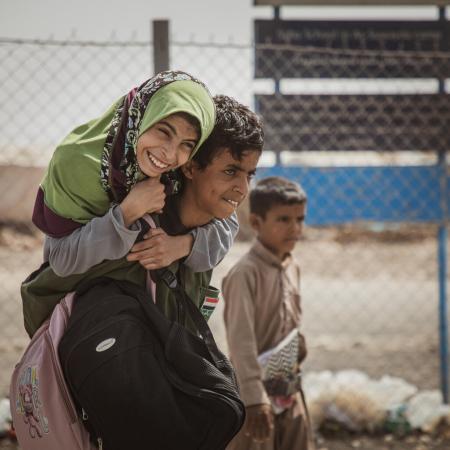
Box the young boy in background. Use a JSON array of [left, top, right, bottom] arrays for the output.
[[223, 176, 315, 450]]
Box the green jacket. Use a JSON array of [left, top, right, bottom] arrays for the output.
[[21, 256, 214, 338]]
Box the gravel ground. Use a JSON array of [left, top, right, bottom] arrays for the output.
[[2, 432, 450, 450]]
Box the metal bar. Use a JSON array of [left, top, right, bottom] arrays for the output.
[[273, 5, 280, 96], [274, 5, 280, 19], [437, 4, 449, 404], [273, 5, 282, 166], [439, 4, 448, 93], [438, 150, 449, 403], [438, 222, 449, 402], [153, 20, 170, 74], [255, 0, 450, 5]]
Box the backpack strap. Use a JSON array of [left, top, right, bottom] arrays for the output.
[[139, 213, 183, 321], [171, 283, 226, 367], [139, 217, 220, 361]]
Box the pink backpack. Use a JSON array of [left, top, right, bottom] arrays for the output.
[[10, 293, 96, 450], [10, 215, 158, 450]]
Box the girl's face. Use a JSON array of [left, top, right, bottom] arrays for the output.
[[136, 113, 199, 178]]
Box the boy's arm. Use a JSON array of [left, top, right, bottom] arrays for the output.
[[223, 267, 274, 441], [184, 213, 239, 271], [222, 267, 270, 407], [44, 205, 142, 277]]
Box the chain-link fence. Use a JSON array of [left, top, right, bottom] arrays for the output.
[[0, 36, 449, 432]]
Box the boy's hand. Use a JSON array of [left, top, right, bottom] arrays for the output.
[[127, 228, 194, 269], [120, 177, 166, 227], [244, 404, 274, 443]]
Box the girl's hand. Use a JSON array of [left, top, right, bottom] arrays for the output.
[[120, 177, 166, 227], [127, 228, 194, 269]]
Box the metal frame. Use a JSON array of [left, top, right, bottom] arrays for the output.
[[255, 0, 450, 6], [254, 3, 450, 401]]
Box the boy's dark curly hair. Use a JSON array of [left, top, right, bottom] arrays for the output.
[[192, 95, 264, 169]]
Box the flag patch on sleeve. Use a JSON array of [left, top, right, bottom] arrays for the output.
[[200, 296, 219, 321]]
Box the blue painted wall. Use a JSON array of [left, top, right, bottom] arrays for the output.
[[256, 165, 446, 225]]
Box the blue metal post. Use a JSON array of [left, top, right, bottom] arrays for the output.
[[437, 5, 449, 404], [438, 150, 449, 403]]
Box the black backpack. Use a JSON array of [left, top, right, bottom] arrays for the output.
[[58, 276, 245, 450]]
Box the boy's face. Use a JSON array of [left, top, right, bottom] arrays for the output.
[[183, 147, 260, 220], [251, 202, 306, 260]]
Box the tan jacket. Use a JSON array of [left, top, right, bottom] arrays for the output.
[[222, 239, 305, 407]]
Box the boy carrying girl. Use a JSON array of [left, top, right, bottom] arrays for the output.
[[15, 93, 265, 449], [223, 176, 315, 450], [22, 94, 264, 336]]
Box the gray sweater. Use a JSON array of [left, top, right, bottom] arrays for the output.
[[44, 205, 238, 277]]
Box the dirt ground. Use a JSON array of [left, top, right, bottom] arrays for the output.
[[2, 431, 450, 449], [0, 223, 448, 449]]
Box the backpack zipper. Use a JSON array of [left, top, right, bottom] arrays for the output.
[[81, 408, 104, 450], [64, 316, 142, 450]]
